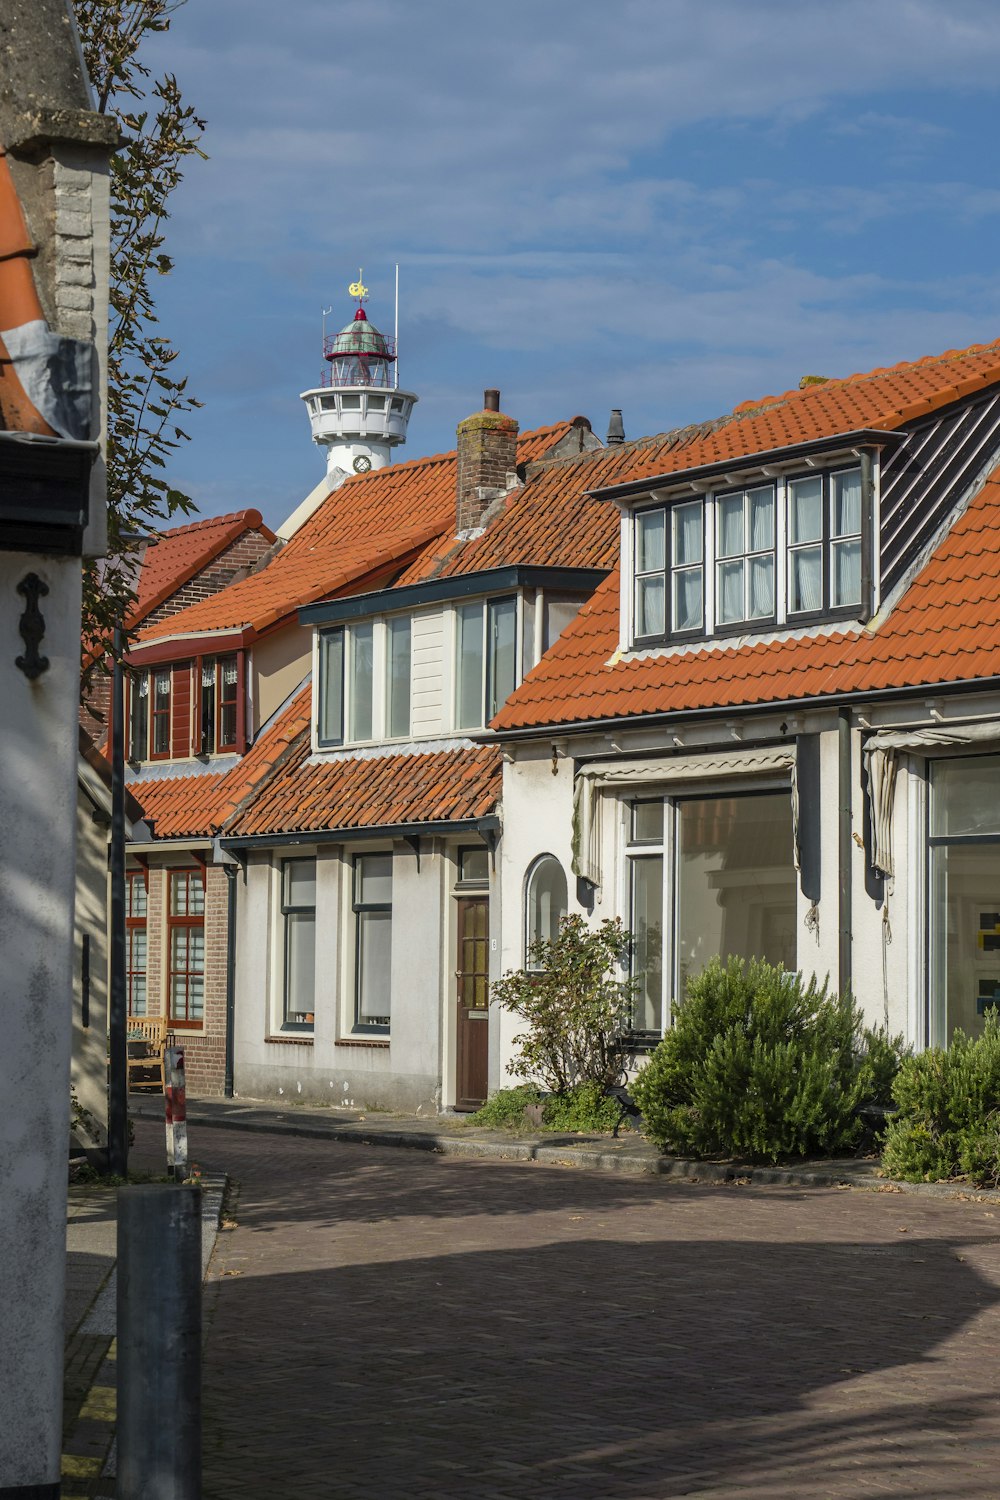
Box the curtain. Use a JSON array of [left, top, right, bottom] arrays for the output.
[[750, 555, 774, 617], [791, 548, 822, 612], [718, 560, 743, 623], [673, 501, 703, 566], [636, 510, 665, 572], [834, 469, 862, 536], [718, 495, 743, 557], [750, 487, 774, 549]]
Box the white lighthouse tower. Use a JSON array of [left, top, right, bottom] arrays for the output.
[[300, 273, 418, 479]]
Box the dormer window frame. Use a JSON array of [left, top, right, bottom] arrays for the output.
[[626, 454, 875, 649], [316, 613, 413, 751]]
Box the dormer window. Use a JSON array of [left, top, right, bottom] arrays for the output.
[[318, 615, 413, 748], [630, 463, 866, 645], [127, 653, 243, 763]]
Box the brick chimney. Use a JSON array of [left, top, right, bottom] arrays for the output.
[[456, 388, 519, 535]]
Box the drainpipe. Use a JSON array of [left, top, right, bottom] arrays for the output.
[[108, 624, 129, 1175], [223, 864, 237, 1097], [838, 706, 853, 997]]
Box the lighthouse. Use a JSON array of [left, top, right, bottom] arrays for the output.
[[300, 274, 418, 478]]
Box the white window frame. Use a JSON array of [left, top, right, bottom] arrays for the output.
[[315, 615, 414, 750], [451, 594, 521, 732], [628, 462, 867, 648]]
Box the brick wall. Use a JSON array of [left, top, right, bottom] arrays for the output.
[[456, 398, 519, 535], [142, 529, 274, 628], [140, 860, 229, 1096]]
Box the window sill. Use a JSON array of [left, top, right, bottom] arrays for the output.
[[336, 1037, 390, 1048], [266, 1034, 315, 1046]]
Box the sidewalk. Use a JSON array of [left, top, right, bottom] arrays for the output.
[[129, 1091, 987, 1196], [62, 1167, 225, 1498]]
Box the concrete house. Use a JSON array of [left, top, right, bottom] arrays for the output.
[[492, 339, 1000, 1065]]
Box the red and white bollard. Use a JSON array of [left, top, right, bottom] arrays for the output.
[[165, 1045, 188, 1181]]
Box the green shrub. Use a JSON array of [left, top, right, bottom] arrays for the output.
[[630, 956, 901, 1164], [491, 915, 635, 1094], [470, 1085, 541, 1129], [881, 1014, 1000, 1184], [541, 1081, 630, 1134]]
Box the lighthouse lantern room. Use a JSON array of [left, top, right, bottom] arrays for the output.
[[300, 273, 418, 477]]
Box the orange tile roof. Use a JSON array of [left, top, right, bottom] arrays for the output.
[[131, 509, 275, 627], [495, 458, 1000, 732], [223, 721, 501, 839], [139, 422, 575, 643], [129, 684, 311, 838]]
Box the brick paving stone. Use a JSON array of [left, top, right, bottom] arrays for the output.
[[132, 1119, 1000, 1500]]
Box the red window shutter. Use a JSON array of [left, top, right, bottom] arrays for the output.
[[171, 661, 193, 758]]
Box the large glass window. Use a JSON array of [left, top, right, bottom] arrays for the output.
[[353, 854, 392, 1032], [386, 616, 411, 738], [788, 466, 863, 616], [716, 484, 775, 626], [455, 596, 518, 730], [349, 622, 374, 741], [929, 755, 1000, 1044], [675, 791, 796, 1001], [152, 669, 171, 757], [634, 509, 666, 638], [627, 800, 665, 1032], [128, 672, 149, 761], [282, 859, 316, 1030], [319, 629, 344, 745], [167, 869, 205, 1025], [524, 855, 568, 966], [126, 871, 148, 1017]]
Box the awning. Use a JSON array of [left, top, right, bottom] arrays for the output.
[[571, 745, 796, 889], [864, 723, 1000, 877]]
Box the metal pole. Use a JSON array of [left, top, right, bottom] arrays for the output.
[[117, 1185, 202, 1500], [224, 864, 237, 1098], [394, 262, 399, 390], [108, 623, 128, 1176], [838, 705, 853, 997]]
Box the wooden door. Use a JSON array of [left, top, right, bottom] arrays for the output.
[[455, 896, 489, 1110]]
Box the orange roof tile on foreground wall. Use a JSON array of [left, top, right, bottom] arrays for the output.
[[131, 509, 275, 628], [495, 457, 1000, 733], [139, 422, 576, 643]]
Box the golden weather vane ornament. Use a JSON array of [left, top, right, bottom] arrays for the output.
[[348, 270, 369, 303]]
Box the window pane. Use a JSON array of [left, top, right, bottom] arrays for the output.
[[358, 910, 392, 1019], [129, 675, 148, 760], [673, 569, 703, 632], [127, 875, 147, 918], [789, 477, 822, 543], [456, 603, 485, 729], [357, 853, 392, 904], [487, 597, 517, 719], [673, 501, 703, 565], [170, 873, 188, 916], [153, 670, 170, 754], [931, 755, 1000, 837], [387, 617, 411, 738], [636, 510, 665, 572], [285, 858, 316, 908], [832, 468, 862, 536], [285, 911, 316, 1023], [930, 842, 1000, 1045], [526, 856, 568, 954], [319, 630, 344, 744], [459, 847, 489, 883], [676, 793, 797, 1003], [188, 974, 204, 1022], [832, 539, 861, 607], [636, 576, 665, 637], [631, 800, 664, 843], [349, 622, 374, 741], [749, 554, 775, 618], [789, 547, 822, 613], [718, 494, 744, 558], [189, 874, 205, 916], [717, 559, 744, 624], [631, 855, 663, 1032], [749, 486, 775, 549]]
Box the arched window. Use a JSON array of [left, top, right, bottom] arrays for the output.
[[525, 855, 568, 966]]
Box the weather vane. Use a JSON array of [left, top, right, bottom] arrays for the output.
[[348, 269, 368, 303]]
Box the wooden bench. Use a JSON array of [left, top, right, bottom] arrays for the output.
[[126, 1017, 173, 1093]]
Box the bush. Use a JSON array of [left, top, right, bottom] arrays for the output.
[[881, 1013, 1000, 1184], [491, 915, 635, 1094], [470, 1082, 630, 1135], [630, 956, 901, 1164]]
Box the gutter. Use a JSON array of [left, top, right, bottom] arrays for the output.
[[489, 673, 1000, 745], [219, 814, 501, 853], [298, 566, 608, 628]]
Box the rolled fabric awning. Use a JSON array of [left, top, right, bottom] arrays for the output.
[[863, 722, 1000, 877], [571, 745, 797, 889]]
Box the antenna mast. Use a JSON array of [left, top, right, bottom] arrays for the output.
[[394, 264, 399, 390]]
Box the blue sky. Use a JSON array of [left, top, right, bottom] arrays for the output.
[[142, 0, 1000, 530]]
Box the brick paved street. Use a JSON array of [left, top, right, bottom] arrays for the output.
[[134, 1119, 1000, 1499]]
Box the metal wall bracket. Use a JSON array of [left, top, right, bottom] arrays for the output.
[[15, 571, 49, 679]]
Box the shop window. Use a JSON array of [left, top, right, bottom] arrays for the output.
[[929, 755, 1000, 1044], [353, 854, 392, 1032], [282, 859, 316, 1030], [167, 870, 205, 1026]]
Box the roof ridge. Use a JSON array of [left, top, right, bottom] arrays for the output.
[[156, 508, 265, 541]]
